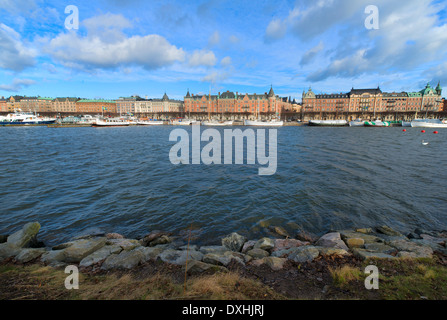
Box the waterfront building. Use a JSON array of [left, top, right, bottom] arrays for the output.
[[183, 87, 293, 120], [152, 93, 183, 113], [134, 98, 153, 114], [302, 83, 443, 120], [116, 96, 142, 115], [6, 96, 23, 112], [0, 97, 8, 112], [19, 96, 54, 113], [53, 97, 79, 113], [76, 99, 117, 114]]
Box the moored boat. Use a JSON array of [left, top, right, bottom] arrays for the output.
[[137, 120, 164, 125], [92, 118, 130, 127], [244, 120, 284, 126], [349, 120, 365, 127], [364, 120, 390, 127], [410, 119, 447, 128], [171, 119, 197, 126], [0, 110, 56, 125], [309, 120, 348, 127], [202, 120, 234, 126]]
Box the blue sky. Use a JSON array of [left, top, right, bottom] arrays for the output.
[[0, 0, 446, 100]]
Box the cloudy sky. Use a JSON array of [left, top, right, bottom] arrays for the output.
[[0, 0, 446, 100]]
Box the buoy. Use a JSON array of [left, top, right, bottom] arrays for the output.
[[421, 130, 426, 133], [434, 131, 439, 134], [403, 129, 407, 132]]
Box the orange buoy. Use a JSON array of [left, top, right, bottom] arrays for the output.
[[421, 130, 426, 133], [403, 129, 407, 132], [434, 131, 439, 134]]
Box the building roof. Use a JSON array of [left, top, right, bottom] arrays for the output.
[[77, 99, 116, 103], [350, 87, 382, 95]]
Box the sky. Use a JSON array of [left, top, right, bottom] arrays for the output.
[[0, 0, 446, 100]]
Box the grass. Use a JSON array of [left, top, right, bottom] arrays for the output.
[[329, 265, 363, 287], [0, 264, 284, 300]]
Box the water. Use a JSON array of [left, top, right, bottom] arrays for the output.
[[1, 126, 446, 245]]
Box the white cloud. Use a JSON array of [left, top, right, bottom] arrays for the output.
[[300, 41, 324, 66], [221, 56, 232, 67], [188, 50, 217, 68], [208, 31, 220, 47], [45, 14, 186, 71], [265, 19, 287, 42], [0, 23, 36, 71], [0, 78, 35, 92], [0, 0, 36, 14]]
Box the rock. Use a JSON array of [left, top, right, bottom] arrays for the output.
[[345, 238, 365, 249], [316, 233, 349, 250], [287, 246, 320, 263], [149, 235, 172, 247], [410, 239, 444, 252], [15, 248, 47, 263], [317, 247, 349, 256], [159, 249, 203, 265], [135, 246, 165, 262], [268, 226, 290, 238], [63, 237, 107, 263], [377, 226, 403, 237], [254, 238, 275, 251], [355, 228, 373, 234], [140, 231, 172, 247], [0, 243, 22, 260], [339, 230, 383, 244], [0, 235, 8, 244], [388, 239, 433, 258], [259, 220, 272, 228], [364, 243, 396, 254], [222, 233, 247, 252], [241, 241, 257, 254], [41, 250, 66, 265], [52, 242, 74, 250], [199, 246, 228, 255], [420, 234, 445, 246], [7, 222, 41, 248], [247, 248, 270, 259], [353, 249, 396, 260], [106, 233, 124, 240], [179, 245, 198, 251], [101, 249, 144, 270], [79, 245, 122, 268], [106, 239, 141, 251], [273, 239, 309, 252], [185, 260, 227, 275], [203, 251, 245, 266], [295, 230, 318, 243], [73, 228, 105, 240], [397, 251, 419, 259], [407, 232, 421, 240], [252, 257, 287, 271]]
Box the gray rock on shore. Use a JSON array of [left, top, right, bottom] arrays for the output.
[[222, 233, 247, 252], [316, 233, 349, 251]]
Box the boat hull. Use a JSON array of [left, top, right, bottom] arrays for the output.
[[411, 121, 447, 128], [244, 120, 284, 126], [349, 121, 365, 127], [0, 120, 56, 125], [202, 121, 234, 126], [364, 121, 390, 127], [309, 120, 348, 127], [137, 121, 164, 125]]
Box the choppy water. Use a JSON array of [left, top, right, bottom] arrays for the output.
[[0, 125, 446, 245]]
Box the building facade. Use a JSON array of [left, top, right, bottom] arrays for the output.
[[76, 99, 117, 114], [183, 87, 293, 119], [151, 93, 183, 113], [53, 97, 79, 113], [302, 83, 443, 120]]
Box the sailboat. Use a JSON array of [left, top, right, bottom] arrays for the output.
[[202, 90, 234, 126], [244, 96, 283, 126]]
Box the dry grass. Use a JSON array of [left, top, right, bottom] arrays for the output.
[[329, 265, 362, 287], [0, 264, 284, 300]]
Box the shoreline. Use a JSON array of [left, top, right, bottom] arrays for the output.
[[1, 222, 447, 300]]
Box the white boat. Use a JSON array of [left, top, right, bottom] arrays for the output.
[[137, 120, 164, 125], [93, 118, 130, 127], [411, 120, 447, 128], [309, 120, 348, 127], [0, 110, 56, 125], [202, 120, 234, 126], [349, 120, 365, 127], [244, 120, 284, 126], [402, 121, 412, 127], [171, 119, 197, 126]]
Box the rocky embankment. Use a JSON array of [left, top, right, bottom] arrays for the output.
[[1, 223, 446, 274]]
